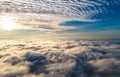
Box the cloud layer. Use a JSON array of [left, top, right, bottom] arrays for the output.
[[0, 0, 119, 31], [0, 40, 120, 77]]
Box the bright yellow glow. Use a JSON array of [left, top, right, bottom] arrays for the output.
[[0, 16, 21, 31]]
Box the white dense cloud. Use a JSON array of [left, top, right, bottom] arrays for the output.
[[0, 40, 120, 77]]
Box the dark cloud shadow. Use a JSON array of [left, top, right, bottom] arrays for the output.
[[24, 52, 48, 74]]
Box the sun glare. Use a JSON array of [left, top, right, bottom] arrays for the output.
[[0, 16, 21, 31]]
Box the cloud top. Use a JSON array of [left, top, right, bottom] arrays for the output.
[[0, 40, 120, 77]]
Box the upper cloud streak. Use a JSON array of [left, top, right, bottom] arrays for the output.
[[0, 0, 119, 31]]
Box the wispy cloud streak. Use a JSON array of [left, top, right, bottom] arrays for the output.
[[0, 0, 119, 31]]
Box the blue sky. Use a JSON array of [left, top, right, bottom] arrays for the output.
[[0, 0, 120, 39]]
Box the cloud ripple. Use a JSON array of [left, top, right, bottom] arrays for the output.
[[0, 0, 119, 31]]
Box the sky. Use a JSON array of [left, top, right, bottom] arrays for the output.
[[0, 0, 120, 40]]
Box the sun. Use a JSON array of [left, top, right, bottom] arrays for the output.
[[0, 16, 21, 31]]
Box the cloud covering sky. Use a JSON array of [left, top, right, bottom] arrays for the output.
[[0, 0, 120, 39], [1, 1, 120, 77]]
